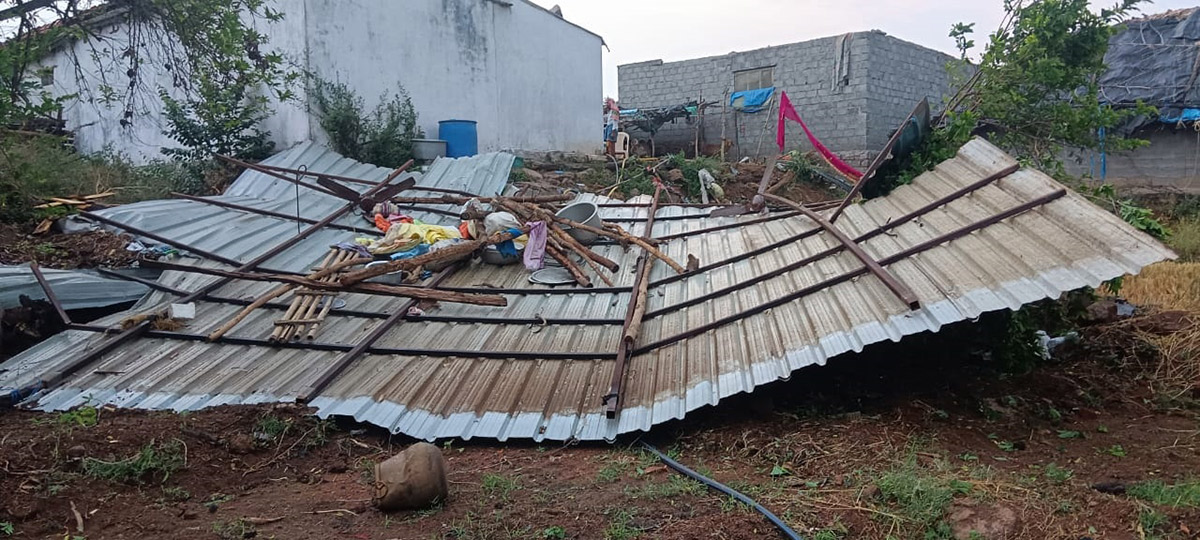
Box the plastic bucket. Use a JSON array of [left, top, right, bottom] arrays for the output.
[[437, 120, 478, 158]]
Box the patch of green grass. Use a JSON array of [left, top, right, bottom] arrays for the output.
[[253, 414, 291, 443], [1057, 430, 1084, 439], [1, 521, 13, 536], [1138, 509, 1169, 540], [83, 440, 184, 485], [1105, 444, 1127, 457], [1128, 479, 1200, 508], [160, 485, 191, 503], [212, 519, 255, 540], [625, 475, 705, 500], [719, 494, 750, 513], [32, 405, 99, 430], [875, 455, 961, 531], [603, 509, 640, 540], [596, 460, 626, 484], [1044, 463, 1073, 485], [811, 520, 848, 540], [541, 526, 566, 539], [481, 473, 520, 500]]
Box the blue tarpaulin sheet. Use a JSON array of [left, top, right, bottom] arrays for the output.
[[730, 87, 775, 113], [1161, 108, 1200, 123]]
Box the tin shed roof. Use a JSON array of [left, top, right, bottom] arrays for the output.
[[0, 138, 1175, 441]]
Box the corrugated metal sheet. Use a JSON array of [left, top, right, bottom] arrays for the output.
[[87, 142, 514, 272], [0, 265, 149, 310], [0, 139, 1176, 442]]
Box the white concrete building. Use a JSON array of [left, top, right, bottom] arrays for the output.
[[37, 0, 603, 162]]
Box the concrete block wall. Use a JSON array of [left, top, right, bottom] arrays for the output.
[[1064, 127, 1200, 189], [862, 33, 958, 149], [617, 31, 957, 164]]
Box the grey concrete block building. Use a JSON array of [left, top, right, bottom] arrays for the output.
[[618, 31, 957, 165]]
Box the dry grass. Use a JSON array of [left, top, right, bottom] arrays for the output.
[[1116, 261, 1200, 403], [1168, 218, 1200, 262], [1120, 261, 1200, 312], [1139, 322, 1200, 404]]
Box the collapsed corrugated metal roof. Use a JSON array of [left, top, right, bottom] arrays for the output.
[[0, 265, 149, 311], [84, 142, 514, 270], [0, 139, 1175, 441]]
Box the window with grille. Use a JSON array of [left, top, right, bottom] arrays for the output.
[[733, 67, 773, 92]]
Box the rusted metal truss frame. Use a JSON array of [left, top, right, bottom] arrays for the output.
[[36, 162, 414, 397], [252, 161, 483, 198], [764, 193, 920, 310], [829, 98, 929, 223], [297, 265, 460, 402], [633, 188, 1067, 354], [64, 323, 612, 362], [36, 189, 1064, 411], [97, 268, 622, 326], [38, 163, 1031, 404], [29, 261, 72, 326], [644, 164, 1022, 318], [169, 192, 380, 236]]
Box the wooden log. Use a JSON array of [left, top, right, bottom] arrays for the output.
[[547, 214, 685, 274], [152, 262, 508, 306], [339, 227, 529, 286], [285, 250, 353, 340], [208, 284, 297, 341], [623, 254, 654, 343], [515, 203, 620, 272], [546, 243, 591, 287]]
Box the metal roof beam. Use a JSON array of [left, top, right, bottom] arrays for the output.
[[635, 188, 1067, 354]]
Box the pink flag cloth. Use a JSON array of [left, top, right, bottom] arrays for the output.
[[777, 91, 863, 180]]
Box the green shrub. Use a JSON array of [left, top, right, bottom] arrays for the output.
[[83, 440, 185, 485], [310, 78, 420, 168], [1167, 218, 1200, 262], [161, 74, 275, 162], [667, 152, 723, 199], [0, 137, 220, 223]]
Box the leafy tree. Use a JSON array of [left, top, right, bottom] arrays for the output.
[[309, 77, 420, 168], [882, 0, 1153, 194], [160, 74, 274, 161]]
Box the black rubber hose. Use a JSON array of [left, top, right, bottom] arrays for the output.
[[640, 442, 804, 540]]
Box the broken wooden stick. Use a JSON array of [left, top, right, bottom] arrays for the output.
[[548, 234, 612, 286], [339, 226, 530, 286], [549, 214, 685, 274], [513, 202, 620, 272], [208, 284, 297, 341], [545, 242, 591, 287], [150, 262, 507, 307]]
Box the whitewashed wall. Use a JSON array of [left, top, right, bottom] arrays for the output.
[[36, 0, 601, 163]]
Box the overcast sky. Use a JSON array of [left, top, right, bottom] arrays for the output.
[[530, 0, 1199, 99]]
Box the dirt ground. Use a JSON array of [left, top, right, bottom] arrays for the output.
[[0, 223, 138, 269], [1, 307, 1197, 540]]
